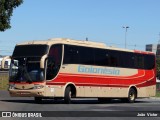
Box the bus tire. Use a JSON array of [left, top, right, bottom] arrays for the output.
[[34, 97, 42, 103], [64, 86, 72, 104], [127, 88, 136, 103]]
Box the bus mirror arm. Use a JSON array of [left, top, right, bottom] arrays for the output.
[[40, 54, 47, 69], [2, 56, 11, 69]]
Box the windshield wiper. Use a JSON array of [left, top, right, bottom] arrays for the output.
[[23, 67, 33, 83], [17, 65, 33, 83]]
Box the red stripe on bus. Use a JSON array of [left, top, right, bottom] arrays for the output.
[[46, 70, 155, 88]]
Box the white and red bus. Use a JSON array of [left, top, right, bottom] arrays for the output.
[[8, 38, 156, 103], [0, 56, 12, 70]]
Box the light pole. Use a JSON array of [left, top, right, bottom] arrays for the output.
[[123, 26, 129, 49]]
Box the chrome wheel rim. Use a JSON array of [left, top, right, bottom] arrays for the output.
[[129, 92, 135, 101]]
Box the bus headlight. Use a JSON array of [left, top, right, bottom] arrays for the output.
[[34, 85, 44, 89], [9, 84, 15, 89]]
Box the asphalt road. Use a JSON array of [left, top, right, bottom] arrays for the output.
[[0, 90, 160, 120]]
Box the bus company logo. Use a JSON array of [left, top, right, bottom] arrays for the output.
[[22, 86, 25, 89], [78, 65, 120, 75], [2, 112, 11, 117], [1, 112, 42, 118]]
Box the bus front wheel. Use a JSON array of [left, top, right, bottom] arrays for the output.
[[64, 86, 72, 104]]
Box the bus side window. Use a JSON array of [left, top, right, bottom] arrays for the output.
[[134, 55, 144, 69], [46, 44, 62, 80], [94, 48, 108, 66], [4, 61, 8, 69], [144, 55, 155, 70], [46, 58, 55, 80], [64, 45, 80, 64], [108, 50, 119, 67], [78, 46, 94, 65]]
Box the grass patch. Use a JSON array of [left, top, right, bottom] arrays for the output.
[[156, 90, 160, 97], [0, 74, 9, 90]]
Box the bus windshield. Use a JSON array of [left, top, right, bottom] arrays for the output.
[[12, 45, 49, 57], [9, 44, 49, 82], [9, 57, 44, 82]]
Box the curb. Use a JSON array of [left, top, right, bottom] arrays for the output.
[[148, 97, 160, 100]]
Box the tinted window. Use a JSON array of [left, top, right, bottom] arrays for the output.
[[108, 50, 119, 67], [144, 54, 155, 69], [78, 46, 94, 65], [63, 45, 80, 64], [46, 44, 62, 80], [63, 45, 94, 65], [94, 49, 109, 66], [13, 45, 49, 57], [63, 45, 155, 70], [134, 54, 144, 69], [119, 52, 134, 68]]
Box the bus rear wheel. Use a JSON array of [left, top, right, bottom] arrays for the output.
[[64, 86, 72, 104], [127, 88, 136, 103]]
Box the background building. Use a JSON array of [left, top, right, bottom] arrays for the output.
[[146, 44, 160, 58], [146, 44, 160, 83]]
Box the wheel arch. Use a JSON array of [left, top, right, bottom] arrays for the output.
[[128, 85, 138, 98], [63, 82, 77, 97]]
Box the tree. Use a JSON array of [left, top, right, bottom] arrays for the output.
[[156, 57, 160, 78], [0, 0, 23, 31]]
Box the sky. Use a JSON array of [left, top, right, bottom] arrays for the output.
[[1, 0, 160, 55]]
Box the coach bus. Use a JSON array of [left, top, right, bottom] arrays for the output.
[[0, 56, 12, 70], [0, 58, 2, 69], [7, 38, 156, 103]]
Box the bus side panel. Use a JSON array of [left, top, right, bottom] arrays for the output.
[[46, 64, 156, 98], [81, 87, 127, 97], [137, 85, 156, 97], [45, 84, 129, 98]]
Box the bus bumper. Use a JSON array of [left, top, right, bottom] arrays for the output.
[[9, 89, 45, 97]]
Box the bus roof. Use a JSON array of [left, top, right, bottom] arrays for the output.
[[16, 38, 154, 55]]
